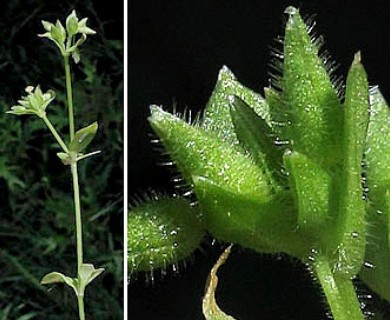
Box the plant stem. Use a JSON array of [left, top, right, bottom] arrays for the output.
[[71, 162, 83, 269], [71, 161, 85, 320], [77, 294, 85, 320], [64, 55, 75, 141], [42, 115, 69, 153], [64, 50, 86, 320], [312, 255, 364, 320]]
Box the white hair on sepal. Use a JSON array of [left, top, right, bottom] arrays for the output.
[[268, 40, 284, 92], [354, 277, 377, 319], [177, 105, 203, 128], [365, 216, 383, 251], [303, 12, 324, 52], [304, 13, 318, 34], [151, 131, 195, 201], [171, 173, 184, 184], [148, 128, 177, 173], [148, 130, 169, 154], [128, 188, 163, 208], [304, 12, 345, 101], [143, 236, 208, 285], [269, 45, 284, 60]]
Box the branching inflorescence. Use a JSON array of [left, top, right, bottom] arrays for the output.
[[128, 6, 390, 320], [8, 11, 103, 320]]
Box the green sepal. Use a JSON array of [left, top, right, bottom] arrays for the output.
[[149, 106, 270, 199], [77, 18, 96, 35], [66, 10, 79, 36], [51, 20, 66, 44], [330, 52, 369, 277], [229, 95, 282, 187], [283, 150, 330, 239], [359, 87, 390, 301], [275, 6, 343, 168], [41, 20, 52, 32], [364, 87, 390, 205], [202, 66, 270, 144], [128, 197, 204, 273], [264, 87, 282, 118], [192, 175, 309, 258], [360, 200, 390, 302], [69, 122, 98, 153], [41, 271, 78, 296]]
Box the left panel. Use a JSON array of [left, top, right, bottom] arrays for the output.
[[0, 1, 124, 319]]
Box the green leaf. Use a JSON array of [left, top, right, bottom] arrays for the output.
[[274, 6, 343, 168], [203, 245, 236, 320], [331, 52, 369, 277], [57, 152, 70, 165], [202, 66, 270, 144], [149, 106, 270, 200], [128, 197, 204, 273], [78, 263, 104, 289], [283, 150, 330, 239], [69, 122, 98, 153], [40, 271, 78, 295], [229, 95, 282, 187]]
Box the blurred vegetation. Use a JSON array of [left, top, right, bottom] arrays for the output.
[[0, 0, 123, 319]]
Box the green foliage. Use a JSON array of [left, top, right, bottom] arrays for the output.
[[41, 263, 105, 297], [69, 122, 98, 153], [128, 6, 390, 320]]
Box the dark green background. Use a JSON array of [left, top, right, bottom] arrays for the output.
[[129, 0, 390, 319]]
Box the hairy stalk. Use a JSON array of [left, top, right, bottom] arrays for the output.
[[42, 115, 69, 153], [64, 55, 75, 140], [312, 255, 364, 320]]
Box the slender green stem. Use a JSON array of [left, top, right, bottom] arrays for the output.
[[42, 115, 69, 153], [71, 162, 83, 270], [71, 160, 85, 320], [311, 255, 364, 320], [65, 49, 86, 320], [64, 55, 75, 141], [77, 295, 85, 320]]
